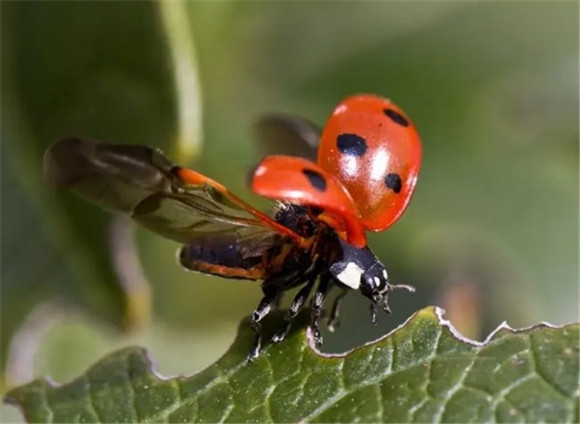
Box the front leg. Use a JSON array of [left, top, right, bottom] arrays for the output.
[[327, 287, 348, 332], [310, 273, 331, 347], [272, 274, 317, 343]]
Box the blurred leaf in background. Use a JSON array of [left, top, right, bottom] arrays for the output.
[[1, 1, 578, 421], [2, 0, 175, 389]]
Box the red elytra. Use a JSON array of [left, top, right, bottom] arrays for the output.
[[316, 94, 422, 232], [252, 155, 366, 248]]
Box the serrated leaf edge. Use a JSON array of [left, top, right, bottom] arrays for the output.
[[309, 306, 578, 358]]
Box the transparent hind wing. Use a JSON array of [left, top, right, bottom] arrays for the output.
[[44, 137, 303, 245], [253, 114, 321, 162]]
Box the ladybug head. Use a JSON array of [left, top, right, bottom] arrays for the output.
[[329, 239, 415, 314], [329, 239, 389, 292]]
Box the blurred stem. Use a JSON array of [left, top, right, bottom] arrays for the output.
[[4, 302, 65, 391], [158, 0, 203, 162], [109, 216, 151, 331]]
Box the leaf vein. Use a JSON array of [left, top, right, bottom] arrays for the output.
[[528, 336, 571, 399], [301, 355, 437, 422], [124, 357, 140, 423], [218, 366, 237, 423], [40, 382, 55, 423], [374, 383, 384, 422], [493, 392, 527, 422], [263, 358, 277, 423], [493, 372, 534, 407], [433, 322, 444, 355], [408, 397, 429, 423], [431, 354, 477, 423], [218, 398, 235, 423], [83, 374, 104, 423], [152, 379, 189, 421], [336, 358, 346, 392], [150, 360, 245, 421]]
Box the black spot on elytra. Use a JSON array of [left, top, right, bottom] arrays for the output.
[[337, 133, 367, 156], [383, 109, 409, 127], [385, 173, 402, 193], [302, 169, 327, 191]]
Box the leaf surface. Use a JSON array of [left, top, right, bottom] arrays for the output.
[[6, 307, 579, 423]]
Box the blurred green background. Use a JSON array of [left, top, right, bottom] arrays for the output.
[[1, 1, 578, 420]]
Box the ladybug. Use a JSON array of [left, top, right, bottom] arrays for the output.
[[44, 94, 422, 361]]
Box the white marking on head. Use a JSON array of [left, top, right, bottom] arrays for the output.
[[382, 269, 388, 280], [373, 277, 380, 287], [336, 262, 363, 289]]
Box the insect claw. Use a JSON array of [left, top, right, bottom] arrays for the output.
[[315, 334, 324, 347], [380, 294, 392, 315], [326, 288, 347, 333], [247, 335, 261, 363], [309, 325, 324, 347], [327, 318, 340, 333], [271, 324, 290, 343]]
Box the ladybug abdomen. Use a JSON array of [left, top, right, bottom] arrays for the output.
[[179, 238, 266, 280]]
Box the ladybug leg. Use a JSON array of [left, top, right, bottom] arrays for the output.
[[310, 273, 331, 347], [369, 290, 393, 326], [370, 301, 379, 325], [271, 275, 316, 343], [248, 285, 281, 362], [327, 287, 348, 332], [371, 283, 415, 323]]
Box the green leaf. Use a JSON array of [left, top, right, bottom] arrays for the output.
[[6, 307, 579, 423]]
